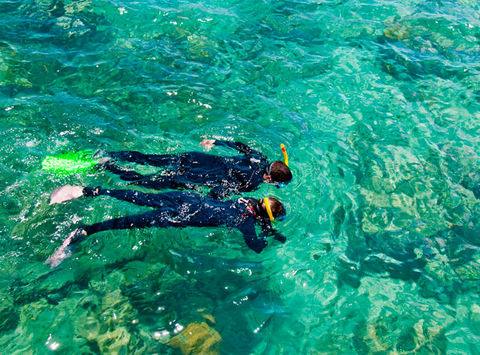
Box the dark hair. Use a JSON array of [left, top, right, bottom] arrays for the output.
[[270, 161, 292, 183], [268, 197, 286, 219]]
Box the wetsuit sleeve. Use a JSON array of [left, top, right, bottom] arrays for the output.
[[271, 230, 287, 243], [259, 219, 287, 243], [213, 140, 261, 156], [238, 220, 267, 253]]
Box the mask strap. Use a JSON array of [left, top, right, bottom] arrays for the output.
[[264, 198, 275, 222]]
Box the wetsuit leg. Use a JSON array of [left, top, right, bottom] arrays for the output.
[[129, 175, 194, 190], [103, 161, 149, 181], [102, 160, 185, 190], [109, 151, 181, 167], [108, 151, 215, 169], [83, 187, 179, 209], [83, 210, 179, 236], [102, 160, 195, 191]]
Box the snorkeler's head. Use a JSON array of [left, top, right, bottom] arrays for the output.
[[258, 197, 286, 222], [265, 161, 292, 186]]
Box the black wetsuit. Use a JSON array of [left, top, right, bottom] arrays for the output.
[[81, 187, 284, 253], [104, 140, 269, 199]]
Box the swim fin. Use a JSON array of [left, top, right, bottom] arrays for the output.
[[42, 150, 101, 176]]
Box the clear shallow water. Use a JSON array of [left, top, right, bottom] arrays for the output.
[[1, 0, 480, 353]]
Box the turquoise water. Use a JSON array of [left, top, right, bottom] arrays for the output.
[[1, 0, 480, 353]]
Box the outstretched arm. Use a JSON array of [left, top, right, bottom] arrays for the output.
[[238, 221, 267, 253], [270, 229, 287, 243], [200, 139, 261, 156], [259, 219, 287, 243]]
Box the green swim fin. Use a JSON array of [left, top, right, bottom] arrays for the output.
[[42, 150, 100, 176]]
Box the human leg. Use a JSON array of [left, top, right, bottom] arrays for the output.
[[82, 187, 183, 209], [99, 159, 188, 190], [49, 184, 180, 207], [46, 209, 177, 268], [130, 176, 198, 191], [102, 160, 149, 181], [109, 151, 181, 167], [82, 210, 177, 236]]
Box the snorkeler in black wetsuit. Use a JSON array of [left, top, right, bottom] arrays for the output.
[[101, 139, 292, 199], [46, 185, 287, 267]]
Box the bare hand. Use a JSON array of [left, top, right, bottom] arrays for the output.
[[200, 139, 215, 151]]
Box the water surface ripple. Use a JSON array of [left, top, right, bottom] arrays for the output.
[[1, 0, 480, 353]]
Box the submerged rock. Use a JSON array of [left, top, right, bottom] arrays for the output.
[[0, 292, 18, 332], [357, 277, 453, 353], [96, 326, 131, 354], [384, 23, 412, 41], [168, 321, 222, 355]]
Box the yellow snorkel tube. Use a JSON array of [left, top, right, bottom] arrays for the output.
[[263, 198, 275, 222], [263, 197, 287, 222], [275, 144, 291, 189], [281, 143, 289, 167]]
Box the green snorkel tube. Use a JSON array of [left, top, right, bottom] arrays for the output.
[[42, 150, 101, 176]]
